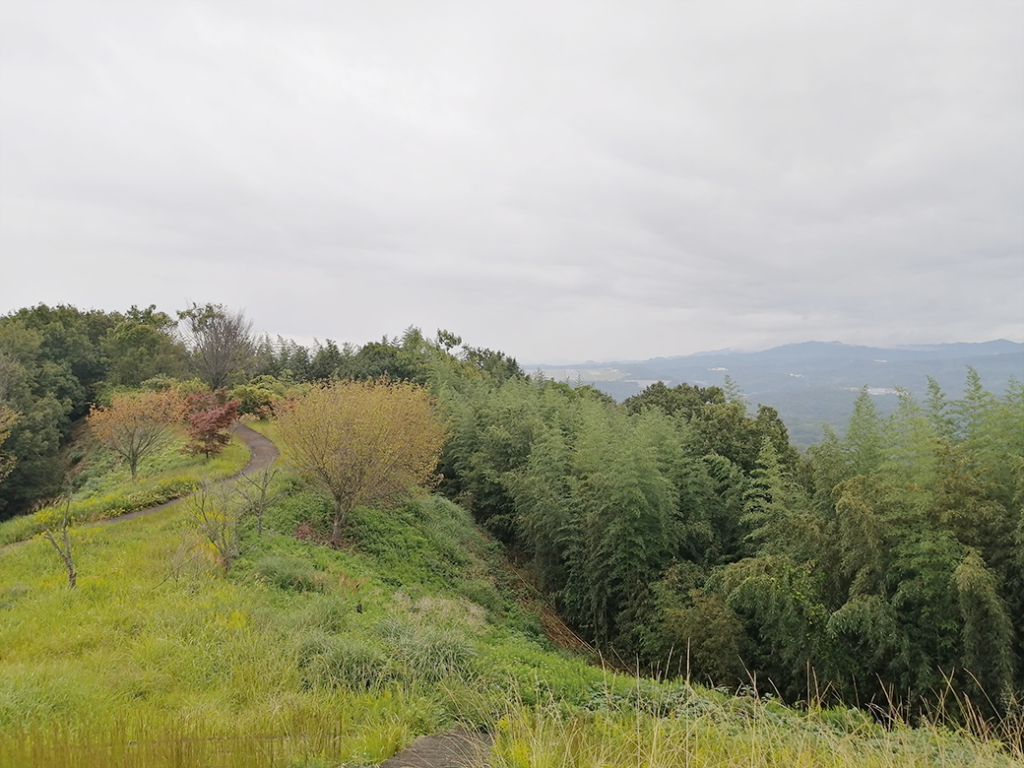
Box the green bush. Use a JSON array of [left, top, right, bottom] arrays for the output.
[[263, 490, 331, 536], [300, 593, 356, 633], [403, 629, 478, 682], [295, 631, 386, 690], [373, 617, 478, 683]]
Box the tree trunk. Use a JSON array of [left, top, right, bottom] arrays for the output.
[[331, 499, 348, 547], [44, 528, 77, 589], [63, 553, 77, 589]]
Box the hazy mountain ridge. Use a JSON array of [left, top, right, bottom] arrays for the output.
[[536, 340, 1024, 447]]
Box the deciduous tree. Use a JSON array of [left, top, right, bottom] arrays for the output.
[[88, 390, 183, 480], [183, 480, 242, 572], [177, 303, 256, 389], [180, 391, 240, 459], [103, 304, 187, 386], [235, 467, 278, 537], [40, 495, 77, 589], [0, 322, 75, 514], [278, 379, 447, 546]]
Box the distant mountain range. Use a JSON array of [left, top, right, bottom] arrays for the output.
[[533, 340, 1024, 448]]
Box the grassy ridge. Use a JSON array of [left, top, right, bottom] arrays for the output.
[[0, 431, 1018, 767]]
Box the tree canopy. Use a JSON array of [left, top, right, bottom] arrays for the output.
[[177, 303, 256, 389], [278, 379, 448, 546], [88, 389, 183, 480]]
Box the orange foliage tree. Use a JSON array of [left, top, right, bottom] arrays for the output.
[[88, 390, 183, 480], [278, 379, 448, 546]]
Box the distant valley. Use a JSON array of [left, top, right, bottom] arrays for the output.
[[533, 340, 1024, 447]]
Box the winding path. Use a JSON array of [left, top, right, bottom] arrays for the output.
[[0, 423, 280, 553], [81, 422, 279, 527], [232, 422, 279, 477]]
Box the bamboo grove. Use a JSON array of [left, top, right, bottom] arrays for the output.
[[431, 362, 1024, 718]]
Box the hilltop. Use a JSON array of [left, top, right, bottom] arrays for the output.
[[1, 305, 1021, 766]]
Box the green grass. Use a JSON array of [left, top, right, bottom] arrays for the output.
[[1, 424, 1019, 767], [488, 699, 1020, 767]]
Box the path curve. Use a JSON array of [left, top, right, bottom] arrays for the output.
[[83, 422, 279, 527], [233, 422, 279, 477]]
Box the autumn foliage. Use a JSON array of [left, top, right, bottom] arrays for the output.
[[181, 391, 240, 459], [88, 390, 183, 479], [278, 379, 448, 546]]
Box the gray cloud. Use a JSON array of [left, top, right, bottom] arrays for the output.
[[1, 0, 1021, 362]]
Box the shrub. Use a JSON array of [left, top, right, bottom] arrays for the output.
[[402, 629, 477, 682], [180, 392, 240, 459], [374, 617, 478, 683], [295, 631, 385, 690], [300, 593, 356, 634], [252, 555, 325, 593]]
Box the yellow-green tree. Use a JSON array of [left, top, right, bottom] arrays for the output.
[[88, 390, 183, 480], [278, 380, 447, 546]]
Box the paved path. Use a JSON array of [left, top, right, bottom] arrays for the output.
[[0, 422, 280, 555], [380, 727, 492, 768], [232, 422, 279, 476]]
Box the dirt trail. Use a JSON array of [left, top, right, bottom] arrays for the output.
[[380, 727, 492, 768]]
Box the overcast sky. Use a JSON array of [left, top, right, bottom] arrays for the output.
[[1, 0, 1021, 363]]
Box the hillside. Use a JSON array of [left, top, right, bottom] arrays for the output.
[[0, 422, 1018, 767]]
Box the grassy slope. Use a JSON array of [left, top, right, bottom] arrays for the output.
[[0, 424, 1017, 768]]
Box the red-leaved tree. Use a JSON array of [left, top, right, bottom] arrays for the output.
[[181, 392, 240, 460]]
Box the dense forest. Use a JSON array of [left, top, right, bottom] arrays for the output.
[[1, 302, 1021, 722]]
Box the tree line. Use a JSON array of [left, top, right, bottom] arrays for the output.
[[0, 302, 511, 516], [2, 301, 1021, 720]]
